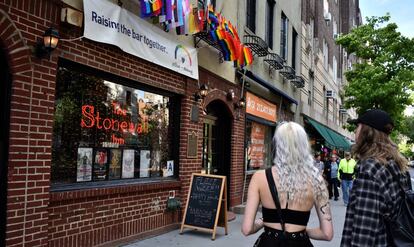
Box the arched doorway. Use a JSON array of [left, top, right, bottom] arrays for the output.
[[202, 100, 232, 202], [0, 44, 11, 246]]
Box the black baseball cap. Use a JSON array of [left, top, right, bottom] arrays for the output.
[[348, 109, 394, 134]]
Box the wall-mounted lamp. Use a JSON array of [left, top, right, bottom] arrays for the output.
[[236, 97, 246, 108], [227, 89, 235, 101], [194, 84, 209, 101], [35, 27, 60, 59]]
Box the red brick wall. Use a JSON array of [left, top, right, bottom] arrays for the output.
[[1, 0, 60, 245], [1, 1, 246, 246], [48, 182, 181, 247]]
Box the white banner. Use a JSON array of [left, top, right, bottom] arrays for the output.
[[83, 0, 199, 79]]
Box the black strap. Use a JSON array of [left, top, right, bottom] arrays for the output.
[[265, 168, 285, 232]]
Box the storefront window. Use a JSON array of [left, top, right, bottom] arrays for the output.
[[51, 64, 179, 185], [246, 120, 273, 170]]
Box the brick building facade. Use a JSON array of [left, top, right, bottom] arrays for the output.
[[0, 1, 246, 246]]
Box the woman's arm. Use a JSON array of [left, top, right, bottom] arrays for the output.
[[306, 180, 333, 241], [241, 172, 262, 236]]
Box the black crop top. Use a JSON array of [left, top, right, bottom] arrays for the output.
[[262, 207, 310, 226]]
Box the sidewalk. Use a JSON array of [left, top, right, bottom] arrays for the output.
[[123, 198, 347, 247]]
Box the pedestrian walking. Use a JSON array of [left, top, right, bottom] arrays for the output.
[[327, 154, 340, 201], [337, 152, 356, 206], [341, 109, 412, 246], [242, 122, 333, 247], [314, 153, 324, 175]]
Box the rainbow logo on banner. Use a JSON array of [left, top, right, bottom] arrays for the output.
[[174, 45, 192, 66]]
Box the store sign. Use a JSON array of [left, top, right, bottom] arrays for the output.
[[246, 92, 277, 122], [249, 122, 265, 168], [83, 0, 199, 79], [80, 103, 149, 145]]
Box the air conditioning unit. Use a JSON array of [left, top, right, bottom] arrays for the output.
[[325, 90, 335, 98], [333, 33, 339, 39], [324, 12, 332, 22]]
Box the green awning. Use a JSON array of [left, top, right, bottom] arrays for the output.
[[306, 117, 351, 151]]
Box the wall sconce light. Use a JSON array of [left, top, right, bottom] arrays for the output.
[[236, 97, 246, 108], [227, 89, 235, 101], [35, 27, 60, 59], [194, 84, 209, 101]]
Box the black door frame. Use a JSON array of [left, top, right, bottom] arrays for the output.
[[0, 44, 12, 247], [203, 100, 232, 207]]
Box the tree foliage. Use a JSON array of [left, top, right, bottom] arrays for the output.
[[336, 15, 414, 131], [400, 114, 414, 144]]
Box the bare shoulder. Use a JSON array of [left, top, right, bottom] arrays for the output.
[[249, 170, 267, 186], [251, 169, 266, 179]]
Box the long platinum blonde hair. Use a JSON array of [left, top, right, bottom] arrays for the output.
[[273, 122, 327, 202]]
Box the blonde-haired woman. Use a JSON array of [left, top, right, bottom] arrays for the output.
[[341, 109, 412, 246], [242, 122, 333, 247]]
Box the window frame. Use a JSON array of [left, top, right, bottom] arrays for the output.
[[246, 0, 256, 33], [280, 12, 288, 61], [265, 0, 275, 49], [292, 28, 298, 70], [51, 59, 182, 191]]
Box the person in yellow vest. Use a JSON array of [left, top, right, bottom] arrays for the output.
[[338, 152, 356, 206]]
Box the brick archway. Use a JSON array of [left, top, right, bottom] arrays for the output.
[[202, 89, 236, 119], [0, 10, 33, 74], [0, 9, 46, 247]]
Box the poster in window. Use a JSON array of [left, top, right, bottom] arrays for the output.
[[163, 160, 174, 177], [249, 122, 266, 169], [139, 150, 150, 178], [76, 148, 93, 182], [93, 148, 108, 181], [122, 149, 135, 178], [108, 149, 122, 180]]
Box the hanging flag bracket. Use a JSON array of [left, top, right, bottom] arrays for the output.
[[193, 32, 224, 64]]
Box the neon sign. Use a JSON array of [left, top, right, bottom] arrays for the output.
[[80, 104, 149, 136]]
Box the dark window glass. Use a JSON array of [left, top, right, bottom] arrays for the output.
[[266, 0, 275, 49], [280, 13, 288, 60], [51, 64, 178, 185], [292, 28, 298, 70], [246, 0, 256, 33]]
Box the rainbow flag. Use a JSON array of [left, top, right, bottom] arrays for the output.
[[141, 0, 163, 17], [237, 45, 253, 68], [207, 4, 219, 30]]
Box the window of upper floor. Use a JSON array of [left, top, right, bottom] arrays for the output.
[[333, 56, 337, 83], [292, 28, 298, 71], [324, 0, 329, 14], [265, 0, 275, 49], [246, 0, 256, 33], [280, 12, 288, 60], [323, 39, 329, 69]]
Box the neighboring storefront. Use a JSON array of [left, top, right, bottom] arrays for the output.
[[245, 92, 277, 171], [303, 116, 351, 158], [240, 70, 298, 203], [1, 1, 246, 246]]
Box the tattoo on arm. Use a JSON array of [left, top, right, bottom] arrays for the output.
[[320, 203, 332, 222]]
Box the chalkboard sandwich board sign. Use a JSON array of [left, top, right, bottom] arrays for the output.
[[180, 173, 228, 240]]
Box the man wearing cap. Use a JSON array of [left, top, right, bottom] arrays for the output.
[[338, 152, 356, 206], [341, 109, 412, 246]]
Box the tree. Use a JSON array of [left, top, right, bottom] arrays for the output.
[[336, 15, 414, 131], [400, 114, 414, 143]]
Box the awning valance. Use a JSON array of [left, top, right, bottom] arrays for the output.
[[305, 117, 351, 151]]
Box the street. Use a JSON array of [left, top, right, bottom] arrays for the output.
[[123, 168, 414, 247]]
